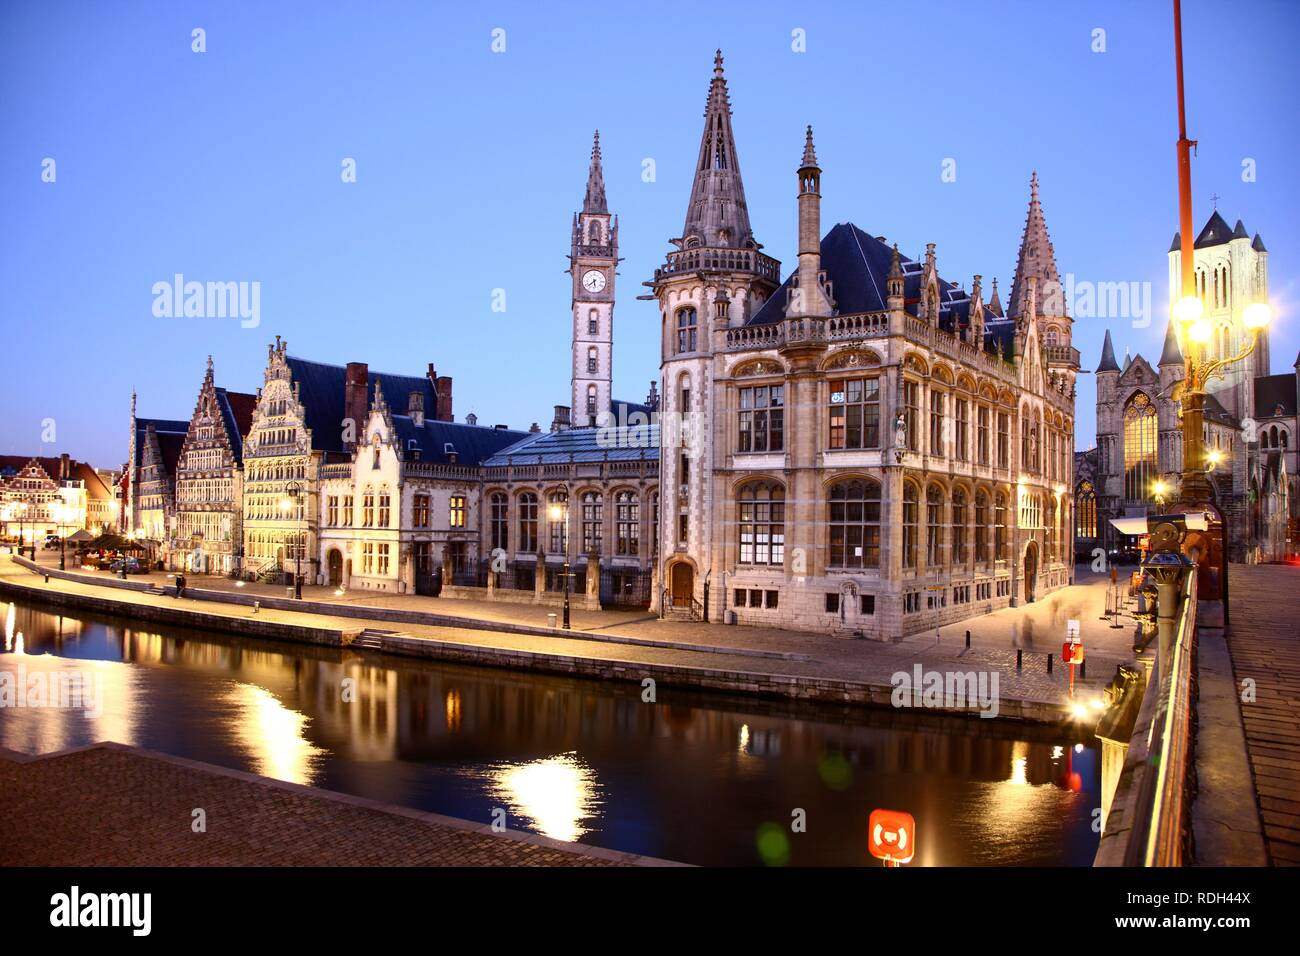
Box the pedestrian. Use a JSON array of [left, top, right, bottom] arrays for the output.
[[175, 572, 186, 599]]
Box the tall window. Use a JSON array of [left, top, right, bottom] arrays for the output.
[[615, 491, 639, 556], [996, 412, 1010, 468], [587, 310, 598, 334], [362, 488, 374, 527], [738, 385, 784, 452], [518, 492, 538, 553], [490, 492, 508, 551], [977, 406, 990, 465], [974, 490, 989, 563], [902, 482, 918, 568], [952, 488, 967, 565], [1123, 393, 1158, 502], [676, 307, 698, 353], [955, 399, 969, 461], [994, 490, 1008, 560], [828, 377, 880, 449], [828, 479, 881, 569], [343, 495, 353, 527], [378, 490, 391, 528], [925, 485, 944, 567], [581, 491, 603, 554], [327, 495, 338, 526], [448, 495, 465, 528], [929, 392, 945, 456], [587, 347, 598, 374], [548, 491, 568, 554], [413, 494, 430, 528], [904, 381, 920, 451], [586, 385, 597, 417], [1076, 482, 1097, 539], [737, 482, 785, 565]]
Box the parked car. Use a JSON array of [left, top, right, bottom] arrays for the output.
[[43, 533, 63, 550], [109, 557, 144, 574]]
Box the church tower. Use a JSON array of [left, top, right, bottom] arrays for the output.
[[1167, 211, 1270, 421], [569, 131, 617, 428], [648, 50, 780, 616]]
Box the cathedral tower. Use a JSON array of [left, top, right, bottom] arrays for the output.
[[569, 131, 617, 428], [1009, 173, 1078, 394]]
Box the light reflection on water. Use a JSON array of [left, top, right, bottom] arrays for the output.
[[0, 600, 1102, 865]]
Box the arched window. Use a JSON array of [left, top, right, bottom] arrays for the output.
[[586, 384, 597, 417], [902, 481, 919, 569], [828, 479, 881, 569], [372, 434, 382, 470], [588, 309, 599, 334], [362, 487, 375, 527], [738, 481, 785, 565], [587, 347, 598, 374], [615, 491, 640, 556], [581, 491, 603, 554], [676, 307, 698, 354], [518, 492, 538, 553], [1123, 393, 1157, 502], [952, 487, 967, 565], [994, 490, 1008, 560], [925, 485, 945, 567], [974, 490, 989, 563], [490, 492, 509, 552], [547, 490, 568, 554], [1076, 481, 1097, 539], [588, 219, 602, 244]]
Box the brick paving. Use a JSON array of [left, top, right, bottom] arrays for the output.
[[5, 554, 1142, 714], [1225, 564, 1300, 866], [0, 744, 665, 866]]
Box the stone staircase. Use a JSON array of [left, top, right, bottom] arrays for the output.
[[348, 629, 394, 651]]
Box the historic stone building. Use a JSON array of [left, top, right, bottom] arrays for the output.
[[168, 356, 257, 574], [317, 380, 526, 593], [241, 337, 455, 583], [0, 454, 114, 546], [648, 52, 1078, 637], [126, 394, 187, 545], [1076, 211, 1293, 562]]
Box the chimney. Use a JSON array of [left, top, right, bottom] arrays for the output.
[[529, 422, 541, 433], [60, 453, 71, 480], [435, 376, 453, 422], [344, 362, 369, 451], [551, 405, 571, 432], [408, 391, 425, 427]]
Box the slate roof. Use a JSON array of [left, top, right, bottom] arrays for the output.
[[1097, 329, 1120, 372], [0, 456, 112, 499], [390, 417, 528, 466], [1254, 372, 1298, 419], [214, 389, 257, 464], [483, 425, 660, 466], [286, 356, 439, 454], [746, 222, 1005, 357], [1203, 391, 1238, 427], [134, 418, 188, 467], [1193, 211, 1239, 249], [1159, 320, 1183, 366]]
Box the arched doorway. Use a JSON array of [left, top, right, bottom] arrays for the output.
[[327, 549, 343, 587], [1023, 541, 1038, 603], [670, 562, 694, 608]]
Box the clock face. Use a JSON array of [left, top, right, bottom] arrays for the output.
[[581, 269, 606, 293]]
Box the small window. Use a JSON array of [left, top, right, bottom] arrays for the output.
[[734, 589, 746, 607], [860, 594, 875, 615], [748, 589, 762, 608], [825, 593, 840, 613], [765, 590, 779, 609]]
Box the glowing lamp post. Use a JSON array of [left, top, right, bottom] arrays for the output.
[[280, 480, 304, 599], [548, 500, 572, 629]]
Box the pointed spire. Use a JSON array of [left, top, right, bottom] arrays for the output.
[[583, 129, 607, 215], [1252, 233, 1267, 252], [1169, 232, 1182, 253], [800, 125, 818, 169], [1009, 171, 1065, 319], [1159, 319, 1184, 367], [1122, 347, 1132, 372], [1097, 329, 1119, 373], [988, 277, 1003, 315], [679, 49, 757, 250]]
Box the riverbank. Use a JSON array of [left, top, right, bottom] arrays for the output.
[[0, 743, 673, 866], [0, 553, 1126, 723]]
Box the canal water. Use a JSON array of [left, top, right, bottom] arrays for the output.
[[0, 601, 1101, 866]]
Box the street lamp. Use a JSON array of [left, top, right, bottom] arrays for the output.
[[1152, 480, 1170, 515], [52, 502, 68, 570], [14, 500, 30, 560], [548, 500, 572, 629], [280, 480, 304, 599]]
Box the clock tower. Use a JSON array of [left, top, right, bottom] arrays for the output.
[[569, 130, 618, 428]]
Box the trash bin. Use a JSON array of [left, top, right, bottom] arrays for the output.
[[286, 586, 295, 599], [547, 613, 558, 629]]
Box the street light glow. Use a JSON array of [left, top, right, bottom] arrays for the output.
[[1172, 295, 1203, 326], [1242, 301, 1272, 331], [1188, 317, 1213, 343]]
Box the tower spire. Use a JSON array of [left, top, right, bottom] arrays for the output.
[[1008, 171, 1064, 319], [679, 49, 757, 250], [583, 129, 607, 215]]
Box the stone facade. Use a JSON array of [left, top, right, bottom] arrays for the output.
[[648, 54, 1077, 637]]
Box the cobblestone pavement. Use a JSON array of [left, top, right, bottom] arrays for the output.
[[6, 554, 1145, 710], [0, 744, 661, 866], [1226, 564, 1300, 866]]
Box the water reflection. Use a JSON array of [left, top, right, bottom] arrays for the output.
[[0, 600, 1101, 865]]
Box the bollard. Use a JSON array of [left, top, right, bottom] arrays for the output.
[[252, 601, 260, 615], [965, 629, 971, 649], [1016, 648, 1023, 671], [1047, 653, 1053, 674]]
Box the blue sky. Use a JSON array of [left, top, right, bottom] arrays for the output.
[[2, 0, 1297, 467]]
